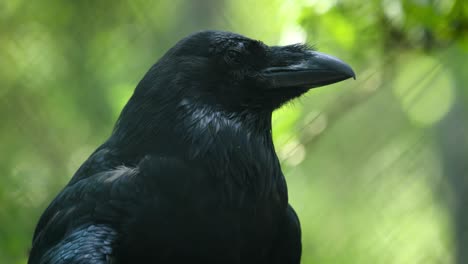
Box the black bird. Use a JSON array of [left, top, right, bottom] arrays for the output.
[[28, 31, 355, 264]]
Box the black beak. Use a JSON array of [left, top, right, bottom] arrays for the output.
[[262, 51, 356, 90]]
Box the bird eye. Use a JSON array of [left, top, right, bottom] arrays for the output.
[[227, 50, 239, 57], [226, 50, 241, 64]]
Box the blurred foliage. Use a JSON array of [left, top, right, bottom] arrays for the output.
[[1, 0, 467, 263]]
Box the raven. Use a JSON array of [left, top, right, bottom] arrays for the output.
[[29, 31, 354, 264]]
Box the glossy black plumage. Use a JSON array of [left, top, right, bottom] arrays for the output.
[[29, 31, 354, 264]]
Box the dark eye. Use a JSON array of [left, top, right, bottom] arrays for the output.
[[226, 50, 241, 64]]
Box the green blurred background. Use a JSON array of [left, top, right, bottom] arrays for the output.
[[1, 0, 468, 263]]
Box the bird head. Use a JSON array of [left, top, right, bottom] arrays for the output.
[[136, 30, 355, 113], [113, 31, 355, 154]]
